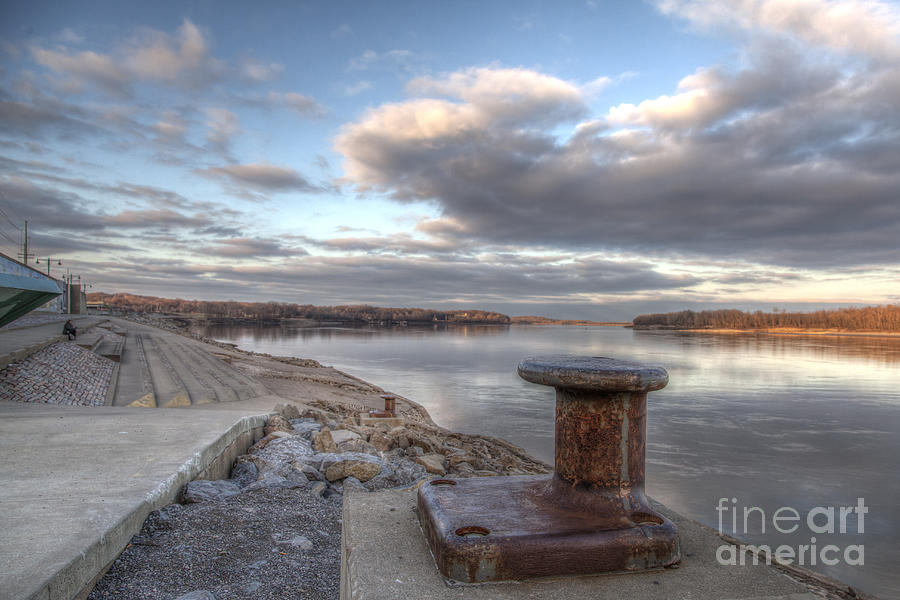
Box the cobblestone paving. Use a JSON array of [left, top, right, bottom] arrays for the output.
[[0, 342, 114, 406]]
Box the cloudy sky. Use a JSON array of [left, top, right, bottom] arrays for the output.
[[1, 0, 898, 320]]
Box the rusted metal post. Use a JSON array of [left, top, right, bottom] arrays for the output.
[[381, 393, 396, 416], [369, 393, 397, 418], [417, 355, 680, 582]]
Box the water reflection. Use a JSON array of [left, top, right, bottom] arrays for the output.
[[195, 323, 511, 344], [202, 323, 899, 597], [637, 329, 900, 365]]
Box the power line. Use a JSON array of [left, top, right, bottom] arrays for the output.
[[0, 205, 20, 230], [0, 225, 18, 247], [0, 192, 21, 228]]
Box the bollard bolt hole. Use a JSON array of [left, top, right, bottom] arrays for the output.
[[429, 479, 457, 486], [631, 511, 664, 526], [455, 526, 490, 538]]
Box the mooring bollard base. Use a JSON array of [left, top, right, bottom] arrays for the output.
[[417, 475, 681, 583]]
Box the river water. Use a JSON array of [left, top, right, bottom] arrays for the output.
[[200, 323, 900, 597]]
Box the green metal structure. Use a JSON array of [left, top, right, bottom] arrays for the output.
[[0, 271, 63, 328]]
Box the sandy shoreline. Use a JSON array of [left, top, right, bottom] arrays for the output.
[[128, 312, 552, 472]]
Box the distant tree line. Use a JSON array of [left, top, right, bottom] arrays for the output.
[[87, 292, 510, 325], [632, 306, 900, 331]]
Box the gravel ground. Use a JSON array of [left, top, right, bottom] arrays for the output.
[[88, 487, 343, 600], [0, 342, 113, 405]]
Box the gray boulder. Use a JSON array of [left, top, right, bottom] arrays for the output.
[[290, 418, 322, 439], [336, 438, 379, 456], [183, 480, 241, 503], [230, 461, 258, 487], [330, 429, 361, 445], [252, 435, 314, 465], [363, 459, 427, 492], [243, 462, 308, 492], [341, 476, 368, 495], [292, 461, 323, 481]]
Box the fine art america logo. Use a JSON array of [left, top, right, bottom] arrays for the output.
[[715, 497, 867, 566]]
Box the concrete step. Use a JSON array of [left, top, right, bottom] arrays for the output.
[[167, 338, 261, 402], [202, 346, 269, 398], [153, 337, 219, 405], [98, 325, 127, 337], [138, 334, 189, 408], [75, 333, 103, 352], [112, 331, 155, 407], [107, 326, 267, 408], [95, 338, 125, 362]]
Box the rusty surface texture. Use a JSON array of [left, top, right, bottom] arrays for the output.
[[517, 355, 668, 392], [417, 354, 680, 583], [370, 394, 397, 418]]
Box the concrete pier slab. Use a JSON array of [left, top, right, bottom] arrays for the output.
[[341, 489, 817, 600], [0, 401, 271, 600]]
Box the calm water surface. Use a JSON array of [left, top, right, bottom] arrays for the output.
[[202, 323, 900, 597]]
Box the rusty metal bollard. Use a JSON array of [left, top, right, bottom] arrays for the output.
[[369, 393, 397, 418], [382, 393, 396, 416], [417, 355, 680, 582]]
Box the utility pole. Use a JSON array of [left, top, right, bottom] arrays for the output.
[[18, 220, 34, 264], [66, 268, 71, 314], [36, 257, 61, 277]]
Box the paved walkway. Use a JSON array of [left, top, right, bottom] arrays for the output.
[[1, 313, 71, 330], [0, 316, 103, 370]]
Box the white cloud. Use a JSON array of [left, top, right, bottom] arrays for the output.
[[204, 107, 239, 153], [336, 55, 900, 268], [126, 20, 222, 85], [349, 49, 378, 70], [406, 67, 587, 125], [582, 75, 613, 97], [345, 80, 374, 95], [658, 0, 900, 61], [273, 91, 325, 117], [349, 48, 417, 71], [241, 59, 284, 82], [196, 162, 321, 194], [31, 47, 130, 97], [57, 28, 85, 44], [331, 24, 353, 38], [152, 111, 188, 142], [29, 19, 224, 97]]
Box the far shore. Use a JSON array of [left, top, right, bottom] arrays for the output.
[[633, 326, 900, 338]]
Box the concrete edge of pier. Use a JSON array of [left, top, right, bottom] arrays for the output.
[[340, 488, 865, 600]]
